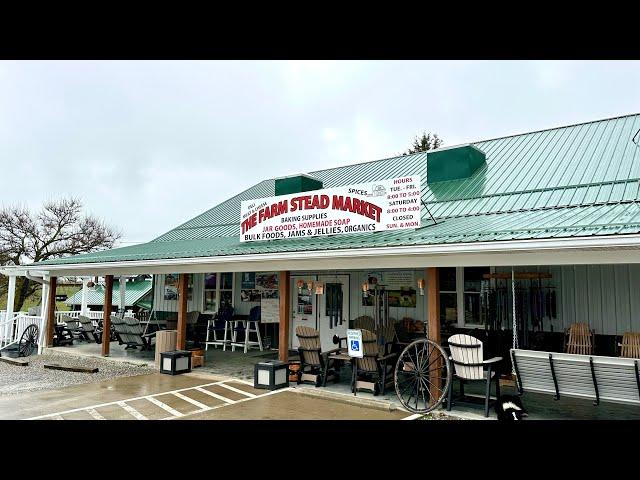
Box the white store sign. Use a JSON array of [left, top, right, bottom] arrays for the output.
[[347, 329, 364, 358], [261, 298, 280, 324], [240, 176, 421, 242]]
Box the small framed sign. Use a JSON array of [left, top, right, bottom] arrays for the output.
[[347, 329, 363, 358]]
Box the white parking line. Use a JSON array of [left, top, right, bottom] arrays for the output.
[[194, 387, 235, 404], [27, 380, 280, 420], [173, 392, 210, 410], [217, 382, 257, 398], [27, 381, 226, 420], [146, 396, 184, 418], [86, 408, 105, 420], [117, 402, 148, 420]]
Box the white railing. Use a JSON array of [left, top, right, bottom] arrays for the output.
[[55, 311, 82, 324], [0, 311, 28, 323], [0, 313, 44, 351], [54, 310, 137, 326]]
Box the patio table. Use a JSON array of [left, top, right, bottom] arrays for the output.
[[323, 350, 355, 388], [53, 324, 74, 347]]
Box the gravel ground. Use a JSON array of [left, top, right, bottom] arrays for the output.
[[0, 352, 154, 397]]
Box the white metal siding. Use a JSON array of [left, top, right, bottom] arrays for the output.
[[497, 264, 639, 335]]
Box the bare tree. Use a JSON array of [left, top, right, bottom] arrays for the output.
[[0, 197, 121, 311]]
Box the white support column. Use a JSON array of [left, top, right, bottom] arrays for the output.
[[80, 278, 89, 315], [119, 276, 126, 317], [38, 275, 50, 354], [3, 275, 16, 343], [456, 266, 465, 328]]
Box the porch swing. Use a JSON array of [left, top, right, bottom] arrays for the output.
[[509, 269, 640, 407]]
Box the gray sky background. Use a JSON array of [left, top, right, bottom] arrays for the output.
[[1, 60, 639, 245]]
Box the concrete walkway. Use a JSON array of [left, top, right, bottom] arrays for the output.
[[0, 370, 414, 420]]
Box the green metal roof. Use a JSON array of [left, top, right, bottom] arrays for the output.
[[40, 113, 640, 266], [65, 279, 152, 306]]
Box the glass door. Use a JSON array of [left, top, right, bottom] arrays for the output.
[[317, 275, 350, 352], [290, 276, 317, 349]]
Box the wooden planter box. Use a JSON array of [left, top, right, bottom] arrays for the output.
[[192, 355, 205, 368], [188, 348, 205, 368]]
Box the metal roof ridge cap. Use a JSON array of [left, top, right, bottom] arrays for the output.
[[308, 151, 426, 176], [472, 112, 640, 147]]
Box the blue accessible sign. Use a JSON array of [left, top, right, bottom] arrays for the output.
[[347, 329, 363, 358]]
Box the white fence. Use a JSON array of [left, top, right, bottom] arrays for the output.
[[55, 310, 137, 325], [0, 313, 44, 351]]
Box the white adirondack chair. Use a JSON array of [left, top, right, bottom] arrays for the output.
[[446, 333, 503, 417]]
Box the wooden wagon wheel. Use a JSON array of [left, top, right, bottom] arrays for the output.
[[394, 338, 451, 414], [18, 324, 39, 357]]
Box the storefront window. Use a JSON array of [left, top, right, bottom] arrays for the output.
[[440, 292, 457, 329], [297, 284, 313, 315], [439, 267, 457, 329], [220, 273, 233, 308], [439, 267, 456, 292], [203, 272, 234, 313], [463, 267, 490, 324]]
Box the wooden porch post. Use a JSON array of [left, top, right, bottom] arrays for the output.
[[101, 275, 113, 356], [427, 268, 440, 344], [176, 273, 188, 350], [278, 271, 290, 362], [426, 267, 442, 404], [45, 276, 57, 347]]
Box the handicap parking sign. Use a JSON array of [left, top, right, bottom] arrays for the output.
[[347, 329, 363, 358]]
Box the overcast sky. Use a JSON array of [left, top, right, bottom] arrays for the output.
[[1, 60, 639, 245]]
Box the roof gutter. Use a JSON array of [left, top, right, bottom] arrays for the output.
[[16, 233, 640, 275], [25, 271, 49, 285]]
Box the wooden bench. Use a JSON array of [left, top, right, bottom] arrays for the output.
[[511, 348, 640, 406]]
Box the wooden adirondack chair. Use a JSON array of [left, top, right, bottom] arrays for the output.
[[564, 323, 595, 355], [446, 333, 502, 417], [619, 332, 640, 359], [352, 315, 375, 331], [352, 315, 398, 356], [353, 329, 397, 396], [61, 315, 83, 340], [295, 326, 339, 387], [78, 315, 102, 343]]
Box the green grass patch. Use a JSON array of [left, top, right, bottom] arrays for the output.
[[0, 285, 81, 312]]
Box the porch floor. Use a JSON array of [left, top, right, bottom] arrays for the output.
[[47, 342, 640, 420], [48, 340, 279, 381]]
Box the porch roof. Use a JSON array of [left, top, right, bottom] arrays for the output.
[[34, 112, 640, 268], [64, 278, 152, 307]]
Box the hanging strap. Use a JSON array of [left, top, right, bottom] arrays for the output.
[[512, 267, 518, 374]]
